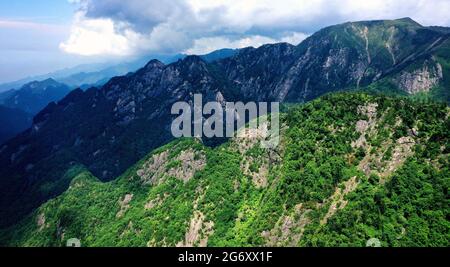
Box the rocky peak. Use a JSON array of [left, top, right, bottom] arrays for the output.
[[144, 59, 165, 69]]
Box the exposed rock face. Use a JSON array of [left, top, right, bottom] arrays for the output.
[[352, 103, 379, 150], [263, 175, 360, 246], [167, 149, 206, 183], [144, 193, 169, 210], [395, 59, 443, 94], [37, 213, 47, 231], [385, 26, 398, 65], [4, 92, 448, 247], [137, 151, 169, 185], [1, 78, 71, 115], [321, 176, 359, 225], [262, 204, 311, 246], [378, 136, 415, 183], [352, 103, 417, 182], [234, 122, 269, 154], [216, 43, 298, 102], [116, 194, 133, 218], [177, 211, 214, 247], [137, 147, 206, 185]]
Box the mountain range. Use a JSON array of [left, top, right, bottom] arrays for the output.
[[0, 50, 239, 147], [0, 79, 71, 144], [0, 54, 185, 93], [0, 78, 71, 115], [0, 18, 448, 246], [0, 50, 239, 93]]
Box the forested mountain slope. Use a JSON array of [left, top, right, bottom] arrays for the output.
[[2, 93, 448, 247]]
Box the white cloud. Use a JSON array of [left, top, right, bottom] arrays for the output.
[[60, 12, 137, 56], [185, 32, 308, 55], [61, 0, 450, 57], [185, 36, 275, 55], [280, 32, 309, 45]]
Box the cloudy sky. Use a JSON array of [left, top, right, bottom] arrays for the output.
[[1, 0, 450, 83]]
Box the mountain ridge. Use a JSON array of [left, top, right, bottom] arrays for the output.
[[0, 17, 448, 228], [0, 78, 71, 115], [0, 50, 239, 93]]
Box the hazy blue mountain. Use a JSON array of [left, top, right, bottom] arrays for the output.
[[0, 50, 240, 93], [60, 51, 237, 89], [0, 54, 186, 93], [0, 89, 16, 103], [57, 54, 187, 89], [0, 62, 114, 93], [0, 78, 71, 115]]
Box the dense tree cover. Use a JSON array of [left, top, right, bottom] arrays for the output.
[[300, 158, 449, 247], [1, 92, 448, 247]]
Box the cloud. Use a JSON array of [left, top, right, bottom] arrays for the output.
[[61, 0, 197, 56], [0, 19, 68, 52], [61, 0, 450, 57], [280, 32, 310, 45], [185, 32, 308, 55], [59, 12, 139, 56]]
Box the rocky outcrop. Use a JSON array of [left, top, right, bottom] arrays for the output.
[[116, 194, 133, 218], [395, 59, 443, 94], [167, 149, 206, 183], [320, 176, 359, 225], [137, 151, 169, 185], [262, 204, 311, 246], [176, 211, 214, 247], [37, 213, 47, 231], [137, 148, 206, 185], [352, 103, 379, 150], [144, 193, 169, 210]]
